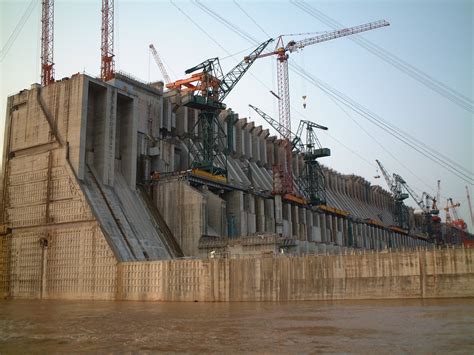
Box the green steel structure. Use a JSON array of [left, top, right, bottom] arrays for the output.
[[181, 39, 273, 178]]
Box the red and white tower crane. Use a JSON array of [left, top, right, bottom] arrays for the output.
[[41, 0, 54, 86], [247, 20, 390, 197], [101, 0, 115, 81], [149, 44, 171, 84]]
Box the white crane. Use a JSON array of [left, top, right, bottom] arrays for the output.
[[149, 43, 171, 84]]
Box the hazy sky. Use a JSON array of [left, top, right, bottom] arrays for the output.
[[1, 0, 473, 230]]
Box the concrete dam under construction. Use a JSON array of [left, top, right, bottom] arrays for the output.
[[1, 72, 472, 301], [1, 0, 473, 301]]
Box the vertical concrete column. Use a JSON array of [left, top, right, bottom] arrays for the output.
[[283, 202, 293, 238], [343, 219, 349, 247], [244, 121, 252, 161], [255, 196, 265, 233], [226, 190, 246, 237], [299, 207, 307, 241], [331, 215, 337, 244], [266, 137, 275, 167], [306, 209, 313, 242], [245, 193, 256, 235], [313, 212, 322, 242], [117, 93, 137, 189], [274, 195, 283, 235], [252, 125, 262, 164], [291, 205, 299, 238], [320, 213, 327, 243], [175, 106, 187, 136], [264, 198, 275, 233], [235, 118, 246, 159], [260, 129, 269, 167], [335, 217, 343, 245]]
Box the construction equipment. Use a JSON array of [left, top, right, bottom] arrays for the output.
[[246, 20, 389, 196], [41, 0, 54, 86], [149, 44, 171, 84], [431, 180, 441, 215], [467, 186, 474, 231], [294, 120, 330, 205], [101, 0, 114, 81], [249, 104, 330, 205], [445, 198, 467, 231], [375, 160, 410, 230], [166, 39, 273, 179], [248, 104, 302, 200]]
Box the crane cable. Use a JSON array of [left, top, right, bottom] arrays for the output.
[[291, 0, 474, 114], [290, 61, 473, 185], [0, 0, 38, 62], [174, 1, 474, 186]]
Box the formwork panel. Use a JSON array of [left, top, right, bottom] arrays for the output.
[[7, 205, 47, 228], [9, 232, 44, 298]]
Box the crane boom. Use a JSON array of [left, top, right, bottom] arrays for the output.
[[149, 44, 171, 84], [248, 104, 301, 149], [287, 20, 390, 53], [218, 38, 273, 102], [245, 20, 389, 145], [375, 159, 393, 192]]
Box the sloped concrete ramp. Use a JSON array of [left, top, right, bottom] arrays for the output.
[[81, 166, 182, 261]]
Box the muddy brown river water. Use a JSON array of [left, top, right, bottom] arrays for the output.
[[1, 298, 473, 353]]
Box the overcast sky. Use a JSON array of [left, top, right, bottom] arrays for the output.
[[1, 0, 473, 231]]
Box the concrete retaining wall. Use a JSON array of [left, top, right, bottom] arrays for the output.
[[118, 247, 474, 301]]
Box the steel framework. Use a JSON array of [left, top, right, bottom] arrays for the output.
[[101, 0, 114, 81], [41, 0, 54, 86]]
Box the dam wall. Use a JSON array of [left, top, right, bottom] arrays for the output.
[[1, 247, 472, 301]]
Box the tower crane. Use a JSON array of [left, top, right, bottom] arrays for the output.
[[149, 44, 171, 84], [165, 39, 273, 179], [101, 0, 114, 81], [249, 104, 330, 205], [375, 160, 410, 230], [41, 0, 54, 86], [246, 20, 389, 194]]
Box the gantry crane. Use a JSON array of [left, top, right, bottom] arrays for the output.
[[41, 0, 54, 86], [294, 120, 330, 205], [375, 160, 410, 230], [246, 20, 389, 194], [166, 39, 273, 179], [101, 0, 114, 81], [149, 44, 171, 84], [249, 104, 330, 205]]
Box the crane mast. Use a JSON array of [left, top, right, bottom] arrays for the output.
[[245, 20, 389, 198], [101, 0, 114, 81], [41, 0, 54, 86], [247, 20, 389, 138], [149, 44, 171, 84]]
